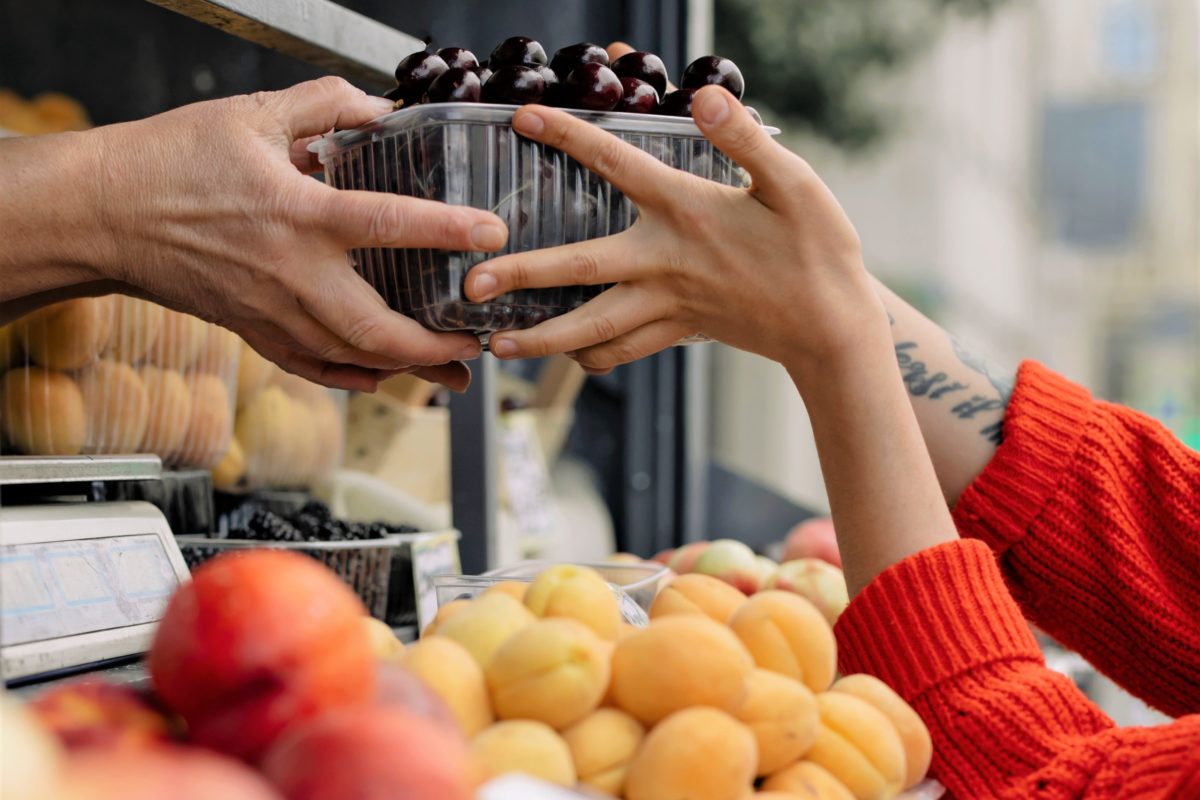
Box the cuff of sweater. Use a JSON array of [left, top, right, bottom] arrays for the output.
[[835, 540, 1042, 703], [952, 360, 1094, 554]]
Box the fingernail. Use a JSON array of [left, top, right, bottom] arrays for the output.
[[471, 222, 507, 250], [514, 110, 545, 136], [459, 342, 482, 360], [473, 272, 498, 299], [696, 90, 730, 126], [491, 338, 518, 358], [371, 96, 396, 113]]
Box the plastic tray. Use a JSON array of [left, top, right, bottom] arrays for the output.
[[484, 559, 668, 611], [431, 573, 650, 628], [312, 103, 776, 334]]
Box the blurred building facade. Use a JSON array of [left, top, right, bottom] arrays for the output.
[[711, 0, 1200, 513]]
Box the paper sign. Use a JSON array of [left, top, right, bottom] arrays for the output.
[[410, 532, 461, 632]]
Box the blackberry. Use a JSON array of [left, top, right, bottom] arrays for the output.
[[300, 500, 332, 519]]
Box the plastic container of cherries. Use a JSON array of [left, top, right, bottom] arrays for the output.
[[312, 37, 777, 336]]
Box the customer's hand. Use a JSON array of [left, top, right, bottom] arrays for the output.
[[464, 86, 882, 375], [93, 77, 508, 391]]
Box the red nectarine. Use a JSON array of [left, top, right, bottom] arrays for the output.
[[28, 680, 180, 752], [783, 517, 842, 567], [59, 746, 281, 800]]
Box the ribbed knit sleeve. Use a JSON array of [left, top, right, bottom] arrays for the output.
[[952, 361, 1200, 718], [835, 540, 1200, 798]]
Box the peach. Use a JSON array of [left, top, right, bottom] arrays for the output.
[[768, 559, 850, 626], [483, 580, 529, 602], [804, 692, 906, 800], [211, 437, 246, 491], [262, 707, 471, 800], [649, 573, 747, 624], [783, 518, 842, 568], [562, 708, 644, 797], [729, 591, 837, 693], [831, 675, 931, 789], [77, 360, 150, 454], [755, 555, 779, 591], [762, 761, 855, 800], [104, 296, 164, 364], [361, 616, 404, 660], [398, 635, 493, 736], [59, 746, 281, 800], [651, 547, 675, 565], [236, 342, 274, 408], [422, 598, 470, 637], [27, 681, 178, 752], [610, 615, 753, 725], [470, 720, 576, 787], [137, 366, 192, 458], [1, 367, 87, 455], [147, 310, 206, 370], [693, 539, 761, 594], [666, 541, 709, 574], [486, 619, 610, 729], [524, 564, 622, 640], [1, 689, 64, 800], [148, 550, 374, 763], [437, 591, 536, 668], [624, 707, 757, 800], [736, 668, 819, 775], [16, 297, 112, 370], [178, 374, 233, 468]]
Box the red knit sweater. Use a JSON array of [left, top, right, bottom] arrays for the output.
[[834, 361, 1200, 798]]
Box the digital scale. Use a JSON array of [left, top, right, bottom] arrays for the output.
[[0, 456, 190, 687]]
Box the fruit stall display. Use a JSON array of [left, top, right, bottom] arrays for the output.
[[313, 37, 767, 334], [1, 544, 941, 800]]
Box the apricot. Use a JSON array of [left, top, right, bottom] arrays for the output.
[[1, 367, 87, 455], [436, 591, 536, 669], [178, 374, 233, 468], [361, 616, 404, 661], [625, 707, 756, 800], [236, 342, 274, 408], [398, 636, 493, 736], [692, 539, 762, 594], [373, 662, 460, 735], [762, 761, 855, 800], [666, 541, 710, 574], [423, 599, 470, 637], [768, 559, 850, 626], [610, 615, 753, 725], [804, 692, 906, 800], [148, 550, 374, 763], [138, 366, 192, 458], [77, 360, 149, 454], [486, 619, 610, 730], [524, 564, 622, 640], [105, 296, 164, 364], [562, 708, 644, 797], [831, 675, 931, 789], [470, 720, 576, 787], [262, 707, 471, 800], [148, 310, 206, 370], [16, 297, 112, 370], [484, 580, 529, 602], [736, 668, 819, 775], [649, 573, 747, 624], [729, 591, 837, 693], [59, 746, 281, 800]]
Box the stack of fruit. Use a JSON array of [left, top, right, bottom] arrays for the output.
[[0, 88, 90, 135], [385, 36, 747, 118], [0, 297, 238, 469]]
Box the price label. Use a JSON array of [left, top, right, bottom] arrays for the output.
[[410, 532, 462, 632], [499, 412, 558, 558]]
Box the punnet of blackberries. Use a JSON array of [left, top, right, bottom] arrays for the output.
[[236, 501, 419, 544], [385, 37, 747, 118]]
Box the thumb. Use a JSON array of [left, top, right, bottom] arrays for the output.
[[606, 41, 636, 61], [270, 76, 394, 141]]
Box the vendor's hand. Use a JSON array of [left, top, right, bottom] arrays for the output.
[[93, 77, 508, 391], [464, 86, 884, 377]]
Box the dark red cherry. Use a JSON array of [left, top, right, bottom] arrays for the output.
[[656, 88, 697, 117], [617, 77, 659, 113], [489, 36, 548, 68], [474, 66, 493, 85], [611, 52, 669, 98], [394, 51, 449, 103], [424, 67, 482, 103], [562, 63, 622, 111], [549, 42, 609, 80], [436, 47, 479, 71], [481, 65, 547, 105], [680, 55, 744, 100], [534, 65, 561, 105]]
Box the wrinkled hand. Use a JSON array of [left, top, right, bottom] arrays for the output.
[[464, 85, 881, 376], [94, 77, 508, 391]]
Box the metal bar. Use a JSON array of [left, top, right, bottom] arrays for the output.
[[679, 343, 711, 543], [450, 355, 499, 575], [0, 456, 162, 486], [143, 0, 425, 86]]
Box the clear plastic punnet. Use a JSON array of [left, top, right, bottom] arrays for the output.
[[312, 103, 776, 334], [0, 296, 238, 469]]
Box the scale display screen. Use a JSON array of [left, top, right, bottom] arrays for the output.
[[1, 533, 180, 647]]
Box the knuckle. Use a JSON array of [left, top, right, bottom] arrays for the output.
[[591, 313, 618, 343], [340, 313, 385, 351], [569, 251, 601, 285], [607, 340, 641, 366], [591, 139, 628, 178], [367, 201, 407, 244], [313, 75, 354, 98]]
